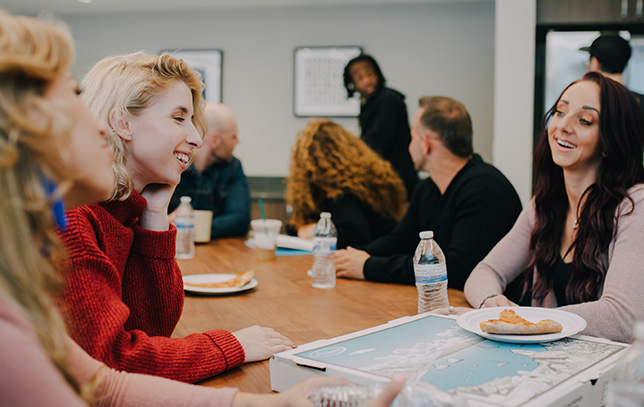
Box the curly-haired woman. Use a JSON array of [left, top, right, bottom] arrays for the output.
[[285, 119, 407, 249], [464, 72, 644, 343]]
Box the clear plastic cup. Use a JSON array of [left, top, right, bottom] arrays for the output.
[[251, 219, 282, 261]]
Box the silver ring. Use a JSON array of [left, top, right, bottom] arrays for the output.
[[448, 306, 454, 314]]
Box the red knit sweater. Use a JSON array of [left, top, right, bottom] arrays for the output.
[[58, 191, 245, 383]]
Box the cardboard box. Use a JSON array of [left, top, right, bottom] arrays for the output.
[[270, 313, 628, 407]]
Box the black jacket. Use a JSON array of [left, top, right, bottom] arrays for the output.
[[361, 154, 522, 291], [360, 87, 418, 198], [324, 194, 397, 250], [631, 90, 644, 120]]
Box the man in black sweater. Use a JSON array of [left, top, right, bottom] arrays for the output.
[[335, 96, 523, 292]]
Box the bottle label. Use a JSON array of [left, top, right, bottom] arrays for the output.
[[414, 263, 447, 284], [175, 215, 194, 229], [313, 237, 337, 252]]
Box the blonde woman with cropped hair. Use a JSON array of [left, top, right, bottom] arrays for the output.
[[58, 51, 296, 383], [0, 9, 405, 406], [286, 119, 407, 249], [80, 52, 207, 201]]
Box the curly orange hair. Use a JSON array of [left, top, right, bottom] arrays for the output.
[[286, 119, 407, 228]]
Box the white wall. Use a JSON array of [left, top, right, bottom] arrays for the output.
[[493, 0, 536, 204], [61, 2, 496, 177]]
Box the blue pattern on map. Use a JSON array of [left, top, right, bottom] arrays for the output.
[[296, 316, 545, 390], [422, 340, 542, 389]]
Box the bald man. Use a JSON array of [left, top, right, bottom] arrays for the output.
[[169, 103, 251, 238]]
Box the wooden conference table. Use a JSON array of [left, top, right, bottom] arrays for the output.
[[174, 238, 470, 393]]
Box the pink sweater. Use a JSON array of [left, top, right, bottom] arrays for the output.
[[465, 185, 644, 343], [0, 295, 237, 407], [59, 191, 244, 382]]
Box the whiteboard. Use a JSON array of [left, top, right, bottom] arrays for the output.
[[293, 46, 362, 117]]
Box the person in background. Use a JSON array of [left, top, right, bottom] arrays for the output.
[[465, 72, 644, 343], [343, 54, 418, 199], [0, 10, 404, 407], [335, 96, 524, 297], [169, 103, 251, 238], [285, 119, 407, 249], [59, 51, 294, 383], [580, 33, 644, 118]]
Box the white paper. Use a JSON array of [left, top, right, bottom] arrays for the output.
[[277, 234, 314, 251]]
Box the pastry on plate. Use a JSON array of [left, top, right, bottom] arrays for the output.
[[184, 270, 255, 289], [480, 309, 563, 335]]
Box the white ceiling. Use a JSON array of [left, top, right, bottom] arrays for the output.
[[3, 0, 487, 16]]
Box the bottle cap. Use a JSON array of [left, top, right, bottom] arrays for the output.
[[321, 212, 331, 219], [419, 230, 434, 239], [634, 321, 644, 341], [180, 196, 192, 203]]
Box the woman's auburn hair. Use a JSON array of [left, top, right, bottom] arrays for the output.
[[0, 9, 94, 401], [285, 119, 407, 228], [527, 71, 644, 304], [81, 51, 207, 201]]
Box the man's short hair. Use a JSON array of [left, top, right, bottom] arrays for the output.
[[418, 96, 473, 158], [580, 34, 632, 74]]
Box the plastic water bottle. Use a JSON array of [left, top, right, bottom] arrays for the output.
[[175, 196, 195, 259], [308, 383, 455, 407], [311, 212, 337, 289], [413, 231, 448, 313], [607, 322, 644, 406]]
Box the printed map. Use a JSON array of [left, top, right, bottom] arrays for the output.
[[296, 316, 625, 406]]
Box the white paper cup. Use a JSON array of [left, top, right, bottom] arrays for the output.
[[251, 219, 282, 261], [193, 210, 213, 243]]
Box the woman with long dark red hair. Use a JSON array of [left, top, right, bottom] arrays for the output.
[[464, 71, 644, 343]]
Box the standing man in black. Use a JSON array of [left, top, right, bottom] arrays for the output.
[[335, 96, 524, 296], [344, 54, 418, 199]]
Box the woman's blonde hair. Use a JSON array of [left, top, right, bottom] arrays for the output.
[[285, 119, 407, 228], [81, 51, 207, 201], [0, 9, 92, 400]]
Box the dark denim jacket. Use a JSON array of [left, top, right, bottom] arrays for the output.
[[169, 157, 250, 238]]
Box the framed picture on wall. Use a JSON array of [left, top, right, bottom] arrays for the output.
[[161, 49, 223, 103], [293, 46, 362, 117]]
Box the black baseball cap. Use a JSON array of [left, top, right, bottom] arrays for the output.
[[579, 34, 632, 74]]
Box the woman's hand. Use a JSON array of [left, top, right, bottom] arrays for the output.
[[297, 223, 316, 240], [265, 377, 351, 407], [167, 208, 177, 225], [232, 325, 296, 363], [335, 247, 370, 280], [431, 306, 473, 316], [234, 374, 406, 407], [359, 374, 405, 407], [139, 183, 175, 231], [480, 294, 517, 309]]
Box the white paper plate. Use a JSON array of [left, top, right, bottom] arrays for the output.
[[183, 274, 258, 295], [457, 306, 587, 344]]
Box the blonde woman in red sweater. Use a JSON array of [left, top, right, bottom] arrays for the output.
[[57, 52, 296, 382], [0, 9, 404, 406]]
